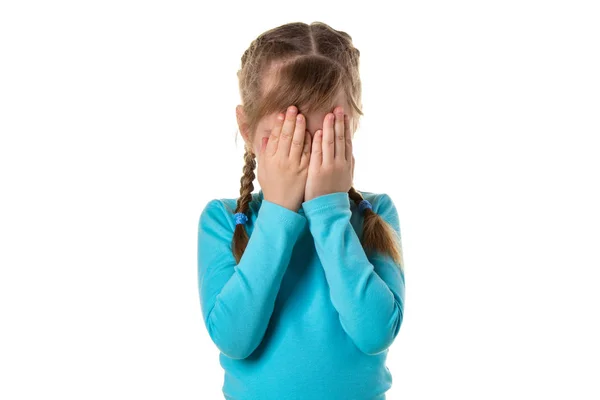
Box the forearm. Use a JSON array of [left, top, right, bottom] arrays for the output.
[[199, 199, 307, 359], [302, 192, 405, 355]]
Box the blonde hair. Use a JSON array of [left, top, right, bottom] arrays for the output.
[[232, 21, 403, 269]]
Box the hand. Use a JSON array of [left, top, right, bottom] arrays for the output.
[[257, 105, 312, 212], [304, 106, 354, 202]]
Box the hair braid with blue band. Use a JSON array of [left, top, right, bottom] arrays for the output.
[[359, 199, 373, 214], [234, 212, 248, 225]]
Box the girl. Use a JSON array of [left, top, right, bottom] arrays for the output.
[[197, 21, 405, 400]]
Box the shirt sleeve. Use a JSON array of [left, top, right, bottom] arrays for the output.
[[301, 191, 405, 355], [197, 198, 307, 359]]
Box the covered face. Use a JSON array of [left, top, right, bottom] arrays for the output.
[[236, 62, 357, 161]]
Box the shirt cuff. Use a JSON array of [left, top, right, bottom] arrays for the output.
[[259, 199, 307, 235], [302, 192, 350, 217]]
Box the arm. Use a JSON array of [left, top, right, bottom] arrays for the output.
[[197, 198, 306, 359], [302, 192, 405, 355]]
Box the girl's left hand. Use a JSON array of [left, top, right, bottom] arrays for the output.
[[304, 106, 355, 202]]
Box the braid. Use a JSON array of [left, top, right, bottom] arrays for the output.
[[232, 145, 256, 264], [348, 186, 404, 270]]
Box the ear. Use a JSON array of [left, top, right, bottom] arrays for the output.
[[236, 105, 250, 143]]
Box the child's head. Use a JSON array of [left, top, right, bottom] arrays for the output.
[[235, 22, 363, 159], [230, 21, 403, 270]]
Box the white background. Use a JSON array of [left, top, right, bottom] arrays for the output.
[[1, 1, 599, 399]]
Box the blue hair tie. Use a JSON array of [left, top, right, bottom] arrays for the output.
[[234, 212, 248, 225], [359, 199, 373, 214]]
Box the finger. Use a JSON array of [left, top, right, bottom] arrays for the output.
[[289, 113, 306, 164], [311, 129, 323, 166], [278, 105, 298, 159], [301, 130, 312, 167], [322, 113, 335, 165], [334, 107, 345, 161], [266, 112, 285, 156], [344, 113, 352, 162], [260, 136, 268, 156]]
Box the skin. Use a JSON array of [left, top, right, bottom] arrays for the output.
[[303, 104, 355, 202], [236, 72, 357, 208], [236, 88, 355, 159], [237, 101, 356, 208]]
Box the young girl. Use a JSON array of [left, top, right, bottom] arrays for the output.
[[197, 21, 405, 400]]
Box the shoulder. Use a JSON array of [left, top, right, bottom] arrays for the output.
[[198, 192, 262, 229], [205, 192, 262, 214], [354, 190, 397, 213], [355, 189, 400, 229]]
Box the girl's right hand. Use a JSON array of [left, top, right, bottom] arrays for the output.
[[257, 105, 312, 213]]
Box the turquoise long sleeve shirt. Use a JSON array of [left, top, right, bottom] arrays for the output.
[[197, 189, 405, 400]]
